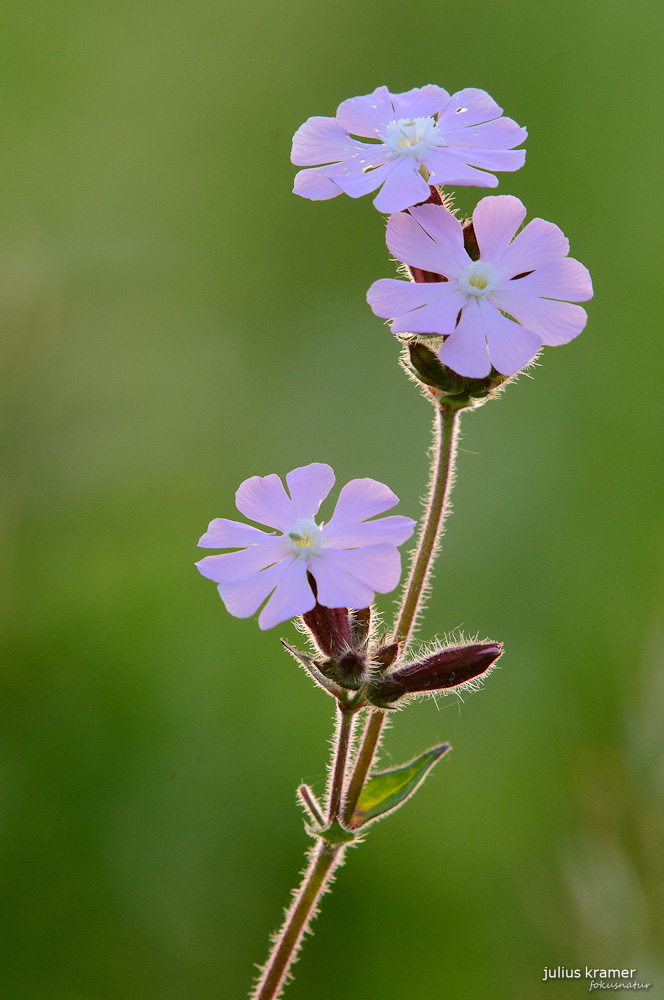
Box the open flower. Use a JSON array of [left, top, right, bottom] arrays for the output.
[[291, 85, 527, 214], [367, 195, 593, 377], [196, 463, 415, 630]]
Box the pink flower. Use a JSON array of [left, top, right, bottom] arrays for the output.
[[196, 463, 416, 630], [291, 85, 526, 214], [367, 196, 593, 377]]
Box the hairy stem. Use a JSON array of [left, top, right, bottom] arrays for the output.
[[344, 401, 461, 824], [250, 702, 356, 999], [251, 841, 343, 1000], [393, 401, 460, 645], [327, 705, 355, 822], [343, 709, 384, 826], [251, 400, 461, 995]]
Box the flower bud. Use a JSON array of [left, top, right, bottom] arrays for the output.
[[349, 606, 372, 651], [368, 641, 503, 707], [374, 641, 400, 671], [462, 219, 480, 261], [320, 649, 365, 690], [301, 602, 352, 659]]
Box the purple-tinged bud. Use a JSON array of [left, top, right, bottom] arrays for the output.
[[462, 219, 480, 261], [368, 642, 503, 707], [349, 606, 372, 651], [301, 602, 352, 659], [374, 642, 400, 671], [321, 649, 365, 690]]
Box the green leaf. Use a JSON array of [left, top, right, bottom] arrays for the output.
[[351, 743, 451, 828]]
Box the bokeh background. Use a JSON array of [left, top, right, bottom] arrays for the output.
[[2, 1, 663, 997]]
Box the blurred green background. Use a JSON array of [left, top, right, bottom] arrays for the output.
[[2, 0, 663, 997]]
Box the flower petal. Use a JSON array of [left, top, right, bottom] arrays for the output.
[[390, 84, 450, 119], [497, 217, 570, 278], [309, 555, 375, 609], [437, 299, 491, 377], [336, 86, 393, 136], [367, 278, 465, 335], [215, 559, 290, 620], [440, 116, 527, 149], [437, 88, 504, 129], [423, 150, 500, 188], [291, 116, 361, 166], [386, 205, 469, 277], [372, 159, 431, 214], [500, 258, 593, 302], [195, 538, 288, 583], [389, 284, 466, 335], [472, 195, 527, 264], [293, 164, 345, 201], [257, 558, 315, 630], [328, 477, 400, 527], [479, 300, 543, 374], [454, 147, 526, 173], [322, 514, 415, 549], [331, 161, 392, 200], [322, 544, 403, 593], [286, 463, 335, 518], [198, 517, 273, 549], [490, 292, 588, 345], [367, 277, 443, 317], [235, 473, 294, 531]]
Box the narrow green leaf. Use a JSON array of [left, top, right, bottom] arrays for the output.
[[351, 743, 451, 828]]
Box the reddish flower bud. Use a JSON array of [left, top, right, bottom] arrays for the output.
[[349, 606, 372, 651], [301, 601, 352, 659], [369, 641, 503, 707], [462, 219, 480, 261], [374, 642, 400, 670], [320, 649, 365, 690]]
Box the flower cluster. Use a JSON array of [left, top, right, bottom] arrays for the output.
[[292, 83, 592, 380], [197, 81, 592, 631]]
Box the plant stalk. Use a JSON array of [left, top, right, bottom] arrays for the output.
[[251, 400, 461, 996], [343, 401, 460, 824], [250, 703, 356, 1000], [251, 841, 342, 1000], [327, 704, 354, 822]]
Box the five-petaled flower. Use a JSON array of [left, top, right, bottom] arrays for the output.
[[291, 85, 527, 214], [367, 195, 593, 377], [196, 463, 416, 630]]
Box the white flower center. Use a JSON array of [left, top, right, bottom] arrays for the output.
[[383, 116, 438, 157], [458, 261, 499, 299], [286, 517, 323, 559]]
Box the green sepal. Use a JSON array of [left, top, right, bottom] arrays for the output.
[[405, 343, 509, 409], [281, 641, 338, 697], [408, 343, 465, 395], [282, 642, 368, 708], [350, 743, 452, 829]]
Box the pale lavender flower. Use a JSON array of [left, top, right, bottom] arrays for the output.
[[367, 196, 593, 377], [291, 85, 527, 214], [196, 463, 415, 630]]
